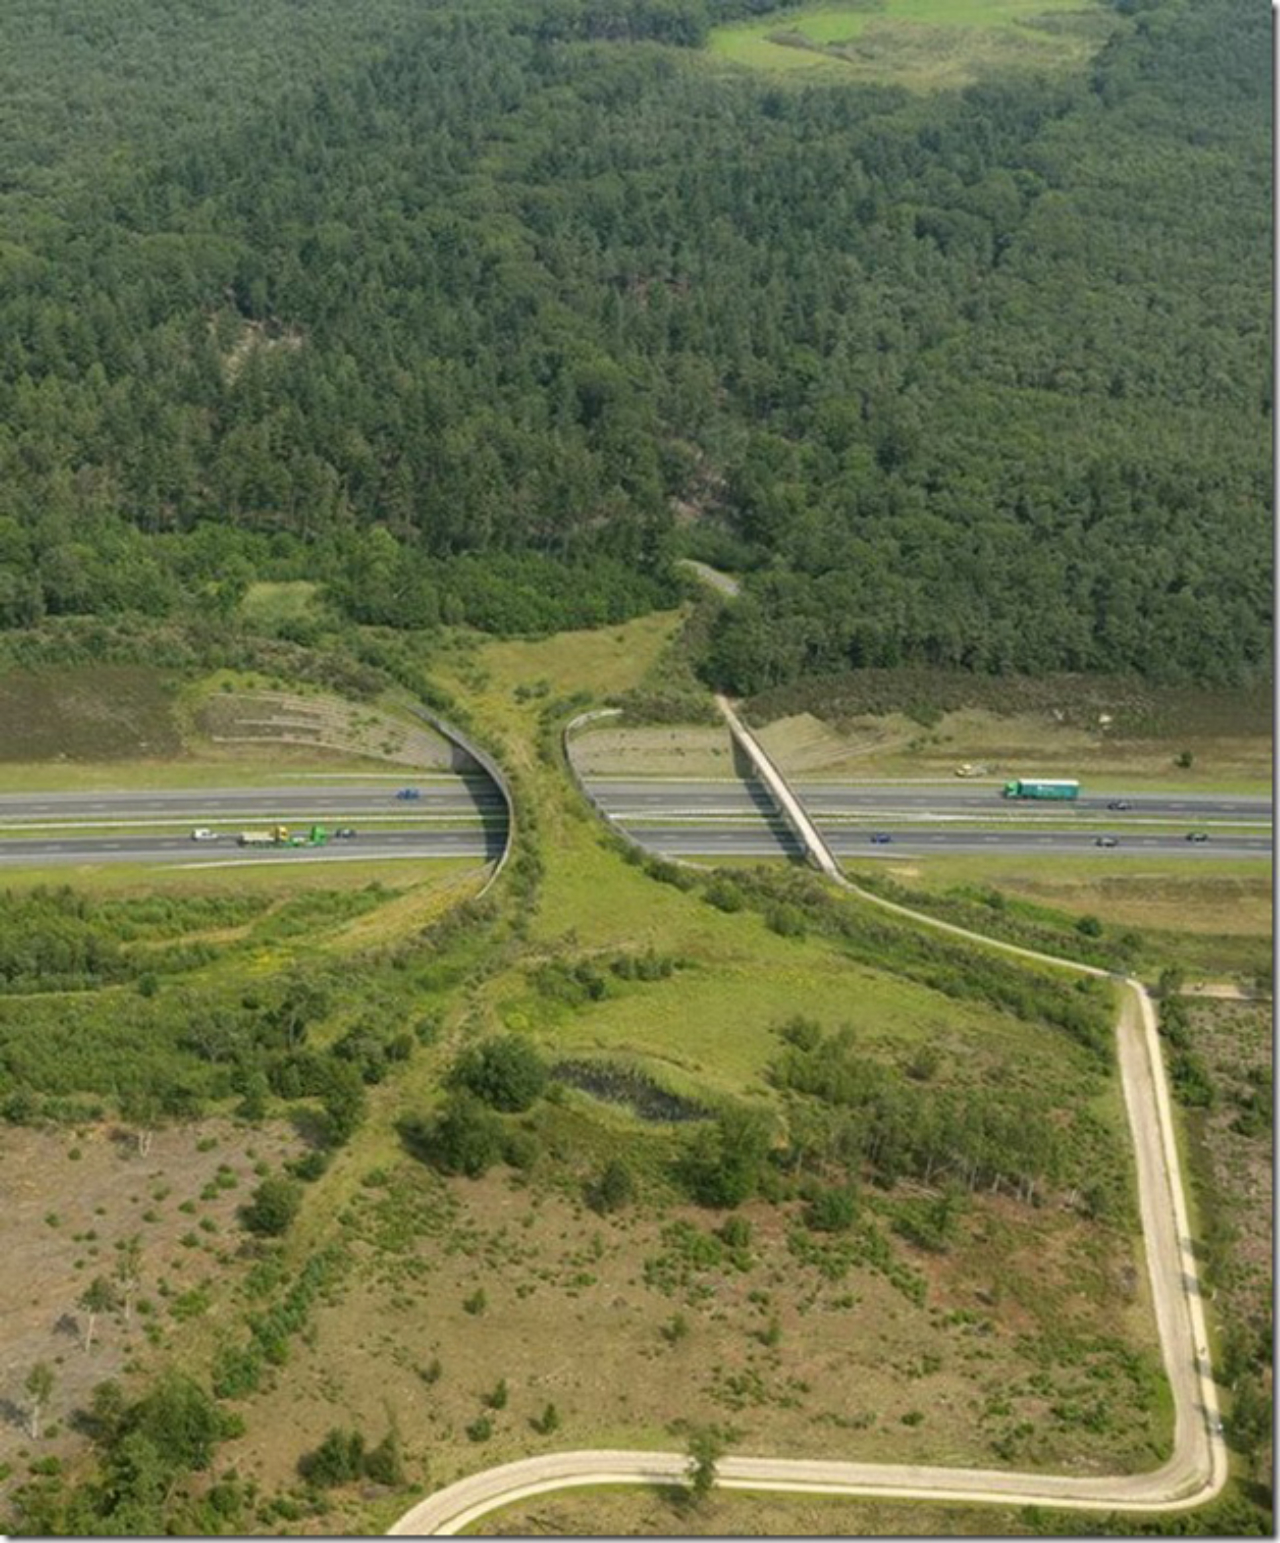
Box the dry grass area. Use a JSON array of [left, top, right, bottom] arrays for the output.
[[196, 687, 453, 769], [1185, 999, 1272, 1326], [220, 1160, 1166, 1522], [327, 865, 488, 952], [0, 665, 457, 791], [756, 706, 1271, 794], [870, 854, 1273, 983], [0, 1120, 300, 1481], [471, 1486, 1027, 1535], [0, 666, 184, 763], [569, 725, 736, 780], [882, 855, 1272, 944], [442, 612, 684, 712]]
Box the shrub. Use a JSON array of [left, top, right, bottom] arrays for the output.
[[502, 1128, 540, 1171], [239, 1176, 303, 1238], [586, 1158, 635, 1215], [718, 1215, 752, 1250], [363, 1430, 405, 1486], [805, 1186, 858, 1233], [450, 1036, 546, 1112], [211, 1345, 264, 1400], [298, 1427, 365, 1488], [681, 1107, 772, 1208], [409, 1094, 505, 1178], [765, 903, 806, 939], [704, 878, 744, 913]]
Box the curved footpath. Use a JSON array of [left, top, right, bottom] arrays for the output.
[[388, 712, 1229, 1537]]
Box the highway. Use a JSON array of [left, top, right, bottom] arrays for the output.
[[0, 778, 502, 825], [0, 828, 499, 868], [0, 771, 1266, 868], [0, 775, 506, 867], [622, 824, 1271, 859], [580, 775, 1271, 861], [590, 778, 1273, 822]]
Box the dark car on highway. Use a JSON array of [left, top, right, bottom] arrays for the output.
[[1107, 799, 1132, 811], [335, 827, 357, 839], [395, 788, 421, 801], [1095, 835, 1119, 848], [870, 833, 892, 844], [1185, 831, 1209, 842]]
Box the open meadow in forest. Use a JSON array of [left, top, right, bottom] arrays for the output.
[[706, 0, 1112, 88]]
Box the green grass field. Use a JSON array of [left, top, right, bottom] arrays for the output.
[[237, 580, 322, 628], [706, 0, 1111, 88]]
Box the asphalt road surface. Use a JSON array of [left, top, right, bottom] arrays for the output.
[[590, 778, 1272, 822], [0, 778, 502, 825], [0, 828, 499, 867], [584, 776, 1271, 861], [617, 823, 1271, 861]]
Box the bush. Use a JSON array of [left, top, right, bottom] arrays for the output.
[[211, 1345, 264, 1400], [450, 1036, 546, 1112], [586, 1157, 635, 1214], [718, 1215, 752, 1249], [298, 1427, 365, 1488], [363, 1430, 405, 1486], [765, 903, 807, 939], [805, 1186, 858, 1233], [502, 1127, 540, 1171], [410, 1094, 505, 1178], [681, 1107, 772, 1209], [239, 1175, 303, 1238], [704, 878, 744, 913]]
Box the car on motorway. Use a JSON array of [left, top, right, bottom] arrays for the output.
[[1185, 831, 1209, 842], [1095, 835, 1119, 848], [870, 832, 892, 844], [1107, 799, 1132, 811], [190, 828, 218, 842], [335, 827, 357, 839], [395, 787, 421, 801]]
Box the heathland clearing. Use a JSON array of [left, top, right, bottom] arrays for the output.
[[706, 0, 1111, 89]]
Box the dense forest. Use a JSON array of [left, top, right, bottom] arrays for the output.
[[0, 0, 1269, 682]]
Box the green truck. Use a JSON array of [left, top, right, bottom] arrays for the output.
[[1002, 779, 1080, 801]]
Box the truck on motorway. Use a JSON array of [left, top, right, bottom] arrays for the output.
[[1002, 778, 1080, 801], [237, 825, 330, 848], [238, 825, 291, 847]]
